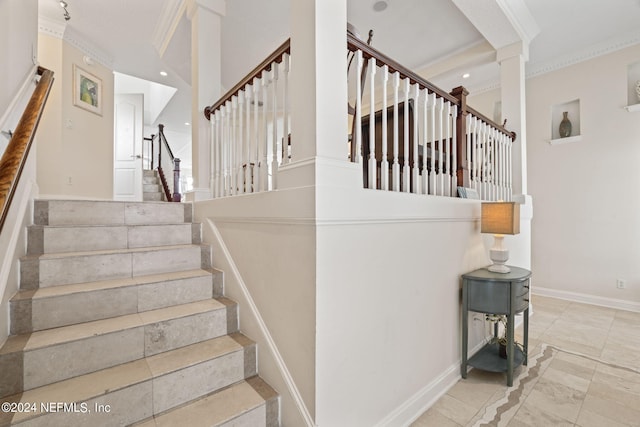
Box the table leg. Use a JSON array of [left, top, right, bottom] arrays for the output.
[[461, 282, 468, 379], [507, 313, 514, 387]]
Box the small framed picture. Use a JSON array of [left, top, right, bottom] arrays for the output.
[[73, 64, 102, 116]]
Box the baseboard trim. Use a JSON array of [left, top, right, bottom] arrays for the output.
[[376, 340, 486, 427], [533, 286, 640, 313]]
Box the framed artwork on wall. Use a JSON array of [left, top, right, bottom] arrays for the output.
[[73, 64, 102, 116]]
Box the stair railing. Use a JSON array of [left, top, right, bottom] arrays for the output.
[[204, 39, 291, 198], [347, 33, 516, 200], [153, 124, 181, 202], [0, 66, 54, 233]]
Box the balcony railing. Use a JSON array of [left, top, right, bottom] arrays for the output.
[[204, 33, 515, 201]]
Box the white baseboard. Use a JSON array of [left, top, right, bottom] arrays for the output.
[[376, 340, 487, 427], [533, 286, 640, 313]]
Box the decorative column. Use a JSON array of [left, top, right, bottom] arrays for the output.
[[498, 41, 528, 196], [280, 0, 358, 190], [187, 0, 225, 200]]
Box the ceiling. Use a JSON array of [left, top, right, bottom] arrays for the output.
[[38, 0, 640, 161]]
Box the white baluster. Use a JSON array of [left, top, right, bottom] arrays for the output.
[[283, 53, 290, 164], [231, 96, 238, 196], [481, 122, 488, 200], [368, 57, 377, 189], [237, 90, 245, 194], [411, 83, 419, 193], [507, 135, 513, 201], [451, 105, 458, 197], [429, 92, 436, 195], [355, 50, 363, 165], [210, 112, 217, 197], [436, 96, 444, 196], [402, 78, 410, 193], [271, 63, 279, 190], [381, 65, 389, 191], [260, 70, 269, 192], [421, 89, 428, 194], [444, 100, 451, 197], [392, 72, 400, 192], [244, 88, 252, 193], [253, 78, 260, 192]]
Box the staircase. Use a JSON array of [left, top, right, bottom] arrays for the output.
[[0, 200, 279, 426], [143, 170, 165, 201]]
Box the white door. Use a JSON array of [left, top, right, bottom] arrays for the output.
[[113, 94, 143, 201]]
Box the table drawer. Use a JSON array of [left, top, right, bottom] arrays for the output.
[[466, 279, 529, 314]]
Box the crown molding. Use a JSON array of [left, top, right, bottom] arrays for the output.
[[152, 0, 188, 58], [526, 29, 640, 79], [38, 16, 66, 39], [38, 17, 113, 69]]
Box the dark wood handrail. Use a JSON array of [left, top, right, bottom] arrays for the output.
[[347, 33, 459, 105], [0, 66, 54, 234], [204, 39, 291, 120], [466, 105, 516, 140]]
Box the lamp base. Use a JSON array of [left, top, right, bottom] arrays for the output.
[[489, 236, 510, 274], [488, 263, 511, 274]]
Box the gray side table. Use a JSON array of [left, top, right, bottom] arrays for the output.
[[461, 266, 531, 386]]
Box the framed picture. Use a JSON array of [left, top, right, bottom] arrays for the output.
[[73, 64, 102, 116]]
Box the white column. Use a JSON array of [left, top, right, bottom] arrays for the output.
[[187, 0, 225, 200], [280, 0, 357, 189], [497, 41, 527, 196]]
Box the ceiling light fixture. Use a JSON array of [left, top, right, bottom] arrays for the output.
[[160, 71, 168, 77], [373, 0, 388, 12], [184, 122, 190, 126], [462, 73, 470, 79], [59, 1, 70, 21]]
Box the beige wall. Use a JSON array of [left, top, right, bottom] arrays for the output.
[[37, 33, 114, 199], [470, 43, 640, 306]]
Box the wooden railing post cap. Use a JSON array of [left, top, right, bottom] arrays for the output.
[[158, 124, 165, 131], [450, 86, 469, 98], [204, 106, 211, 120]]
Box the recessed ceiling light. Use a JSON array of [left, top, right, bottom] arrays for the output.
[[160, 71, 168, 77], [184, 122, 190, 126], [373, 0, 388, 12], [462, 73, 470, 79]]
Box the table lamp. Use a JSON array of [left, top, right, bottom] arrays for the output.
[[481, 202, 520, 273]]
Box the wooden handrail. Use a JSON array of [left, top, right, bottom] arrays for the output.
[[466, 105, 517, 140], [347, 33, 459, 105], [204, 39, 291, 120], [0, 66, 54, 234]]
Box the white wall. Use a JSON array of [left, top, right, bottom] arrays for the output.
[[37, 33, 115, 200], [0, 0, 38, 118], [470, 43, 640, 308], [195, 186, 493, 426]]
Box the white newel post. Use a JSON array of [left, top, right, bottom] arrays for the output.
[[187, 0, 225, 201], [498, 41, 527, 197], [280, 0, 357, 190], [498, 41, 532, 271]]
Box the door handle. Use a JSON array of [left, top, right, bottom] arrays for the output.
[[130, 155, 142, 159]]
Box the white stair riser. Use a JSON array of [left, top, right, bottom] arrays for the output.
[[1, 306, 232, 395], [28, 224, 196, 254], [21, 246, 207, 289], [34, 200, 190, 226], [143, 176, 158, 184], [11, 275, 214, 334], [143, 184, 160, 192]]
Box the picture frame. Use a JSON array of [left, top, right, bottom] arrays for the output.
[[73, 64, 102, 116]]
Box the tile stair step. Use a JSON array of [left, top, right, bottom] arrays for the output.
[[34, 200, 192, 226], [20, 244, 211, 289], [0, 298, 239, 398], [144, 192, 164, 202], [27, 223, 200, 255], [133, 376, 279, 427], [143, 184, 161, 192], [10, 268, 224, 334], [0, 333, 256, 427], [143, 169, 157, 177]]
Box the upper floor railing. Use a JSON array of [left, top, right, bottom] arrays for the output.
[[203, 32, 515, 201], [143, 124, 182, 202]]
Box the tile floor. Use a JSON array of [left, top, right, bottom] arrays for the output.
[[412, 294, 640, 426]]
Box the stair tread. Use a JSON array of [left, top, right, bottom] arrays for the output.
[[2, 335, 250, 425], [143, 378, 272, 427], [0, 299, 227, 355], [22, 243, 200, 260], [11, 269, 212, 301]]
